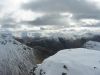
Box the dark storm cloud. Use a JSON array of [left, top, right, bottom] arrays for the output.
[[0, 17, 14, 24], [0, 16, 13, 24], [1, 24, 18, 28], [22, 0, 100, 19], [0, 14, 18, 28], [74, 13, 100, 20], [20, 14, 69, 25]]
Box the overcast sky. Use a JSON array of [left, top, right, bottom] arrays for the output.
[[0, 0, 100, 31]]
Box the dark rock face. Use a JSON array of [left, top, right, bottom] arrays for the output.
[[33, 46, 51, 63], [30, 65, 37, 75]]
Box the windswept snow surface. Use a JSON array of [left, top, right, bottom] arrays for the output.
[[83, 41, 100, 51], [0, 33, 35, 75], [35, 48, 100, 75]]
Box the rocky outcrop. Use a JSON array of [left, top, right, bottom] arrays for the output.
[[0, 33, 35, 75]]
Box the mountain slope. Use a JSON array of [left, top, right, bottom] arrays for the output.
[[83, 41, 100, 51], [35, 48, 100, 75], [0, 33, 35, 75]]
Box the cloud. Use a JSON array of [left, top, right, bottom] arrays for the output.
[[0, 12, 21, 29], [0, 0, 100, 31], [20, 14, 75, 26], [12, 10, 44, 22], [1, 24, 18, 28], [79, 19, 100, 27], [22, 0, 100, 19]]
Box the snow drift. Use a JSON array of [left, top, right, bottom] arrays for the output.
[[0, 33, 35, 75], [35, 48, 100, 75]]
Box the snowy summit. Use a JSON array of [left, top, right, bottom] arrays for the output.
[[35, 48, 100, 75]]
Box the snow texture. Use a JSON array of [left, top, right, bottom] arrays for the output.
[[35, 48, 100, 75], [83, 41, 100, 51], [0, 33, 35, 75]]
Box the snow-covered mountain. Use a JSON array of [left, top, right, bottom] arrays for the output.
[[83, 41, 100, 51], [35, 48, 100, 75], [0, 33, 35, 75]]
